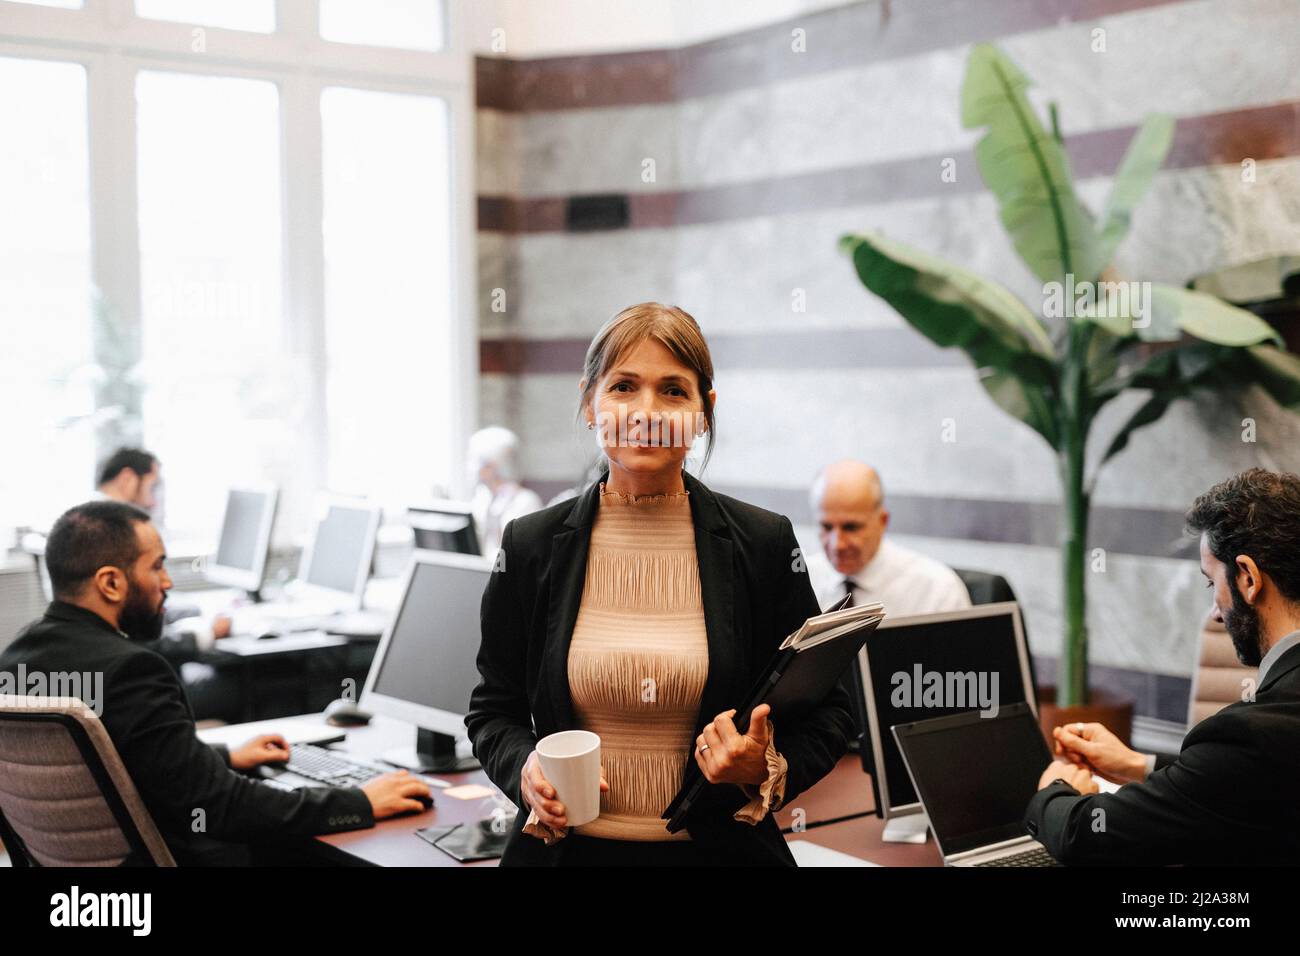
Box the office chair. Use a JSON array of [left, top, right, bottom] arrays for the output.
[[0, 696, 176, 866], [1188, 609, 1257, 728], [953, 566, 1032, 671], [952, 567, 1017, 606]]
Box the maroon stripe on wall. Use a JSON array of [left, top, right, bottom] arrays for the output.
[[476, 0, 1185, 113], [480, 328, 970, 375], [478, 101, 1300, 234], [476, 48, 676, 113]]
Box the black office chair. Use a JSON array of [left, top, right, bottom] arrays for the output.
[[952, 567, 1017, 607]]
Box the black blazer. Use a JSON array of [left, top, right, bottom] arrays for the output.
[[465, 469, 854, 866], [0, 601, 373, 865], [1024, 640, 1300, 865]]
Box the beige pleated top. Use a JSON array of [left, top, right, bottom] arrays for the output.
[[523, 482, 788, 844]]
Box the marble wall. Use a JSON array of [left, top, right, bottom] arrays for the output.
[[473, 0, 1300, 722]]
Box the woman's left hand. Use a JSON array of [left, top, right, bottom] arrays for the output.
[[695, 704, 773, 786]]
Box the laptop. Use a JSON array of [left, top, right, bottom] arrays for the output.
[[891, 702, 1061, 867]]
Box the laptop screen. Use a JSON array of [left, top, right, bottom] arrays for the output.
[[893, 704, 1050, 857]]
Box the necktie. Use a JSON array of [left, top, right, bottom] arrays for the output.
[[839, 576, 865, 753]]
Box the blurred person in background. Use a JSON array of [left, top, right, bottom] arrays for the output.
[[467, 426, 543, 557]]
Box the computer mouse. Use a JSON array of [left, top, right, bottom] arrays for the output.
[[324, 698, 373, 727], [257, 630, 282, 641], [411, 791, 435, 811]]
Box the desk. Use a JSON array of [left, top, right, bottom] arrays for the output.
[[216, 713, 941, 866], [774, 753, 876, 829], [212, 634, 368, 723], [215, 631, 349, 657], [303, 714, 500, 867], [787, 814, 942, 866]]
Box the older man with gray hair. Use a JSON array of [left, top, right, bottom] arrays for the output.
[[805, 459, 970, 617], [467, 426, 543, 557]]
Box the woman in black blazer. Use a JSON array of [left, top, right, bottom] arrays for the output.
[[466, 303, 853, 866]]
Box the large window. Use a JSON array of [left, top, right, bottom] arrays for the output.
[[135, 71, 286, 535], [0, 56, 94, 531], [321, 87, 453, 507], [1, 2, 470, 548], [133, 0, 275, 33], [319, 0, 445, 51]]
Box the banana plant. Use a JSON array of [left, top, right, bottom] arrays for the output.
[[840, 44, 1300, 707]]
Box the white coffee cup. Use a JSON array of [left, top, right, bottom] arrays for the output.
[[535, 730, 601, 827]]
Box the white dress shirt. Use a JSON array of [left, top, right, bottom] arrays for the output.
[[471, 481, 544, 557], [805, 537, 972, 617]]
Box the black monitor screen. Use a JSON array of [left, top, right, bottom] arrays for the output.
[[409, 507, 479, 556], [865, 611, 1030, 811], [370, 560, 488, 716], [305, 505, 374, 594], [895, 707, 1049, 856], [215, 489, 270, 572]]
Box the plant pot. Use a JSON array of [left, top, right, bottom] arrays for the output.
[[1036, 686, 1134, 749]]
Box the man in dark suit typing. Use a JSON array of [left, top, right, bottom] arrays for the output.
[[1026, 469, 1300, 865], [0, 500, 431, 865]]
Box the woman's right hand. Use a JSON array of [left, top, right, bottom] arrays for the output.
[[520, 751, 608, 832]]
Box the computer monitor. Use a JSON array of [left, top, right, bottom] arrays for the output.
[[295, 497, 383, 608], [359, 550, 491, 772], [407, 500, 480, 556], [205, 485, 278, 597], [856, 602, 1036, 831]]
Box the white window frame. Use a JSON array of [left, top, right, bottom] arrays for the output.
[[0, 0, 478, 507]]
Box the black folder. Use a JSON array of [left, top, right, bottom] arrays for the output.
[[662, 595, 885, 832]]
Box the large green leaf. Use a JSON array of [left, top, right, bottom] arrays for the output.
[[839, 232, 1058, 389], [1099, 339, 1300, 465], [979, 367, 1059, 446], [1191, 255, 1300, 303], [1241, 344, 1300, 410], [1092, 338, 1245, 474], [1096, 392, 1173, 470], [1146, 285, 1284, 346], [961, 44, 1103, 285], [1095, 114, 1175, 268]]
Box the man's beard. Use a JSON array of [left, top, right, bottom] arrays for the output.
[[1223, 575, 1265, 667], [119, 578, 165, 643]]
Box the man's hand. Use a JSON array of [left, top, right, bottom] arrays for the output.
[[230, 734, 289, 771], [1052, 721, 1148, 785], [694, 705, 773, 786], [1037, 759, 1099, 793], [213, 614, 232, 640], [361, 770, 434, 820]]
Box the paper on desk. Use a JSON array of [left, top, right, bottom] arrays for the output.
[[788, 841, 880, 867], [442, 784, 497, 800]]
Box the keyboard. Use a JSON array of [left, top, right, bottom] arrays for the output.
[[974, 846, 1061, 867], [280, 744, 386, 789]]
